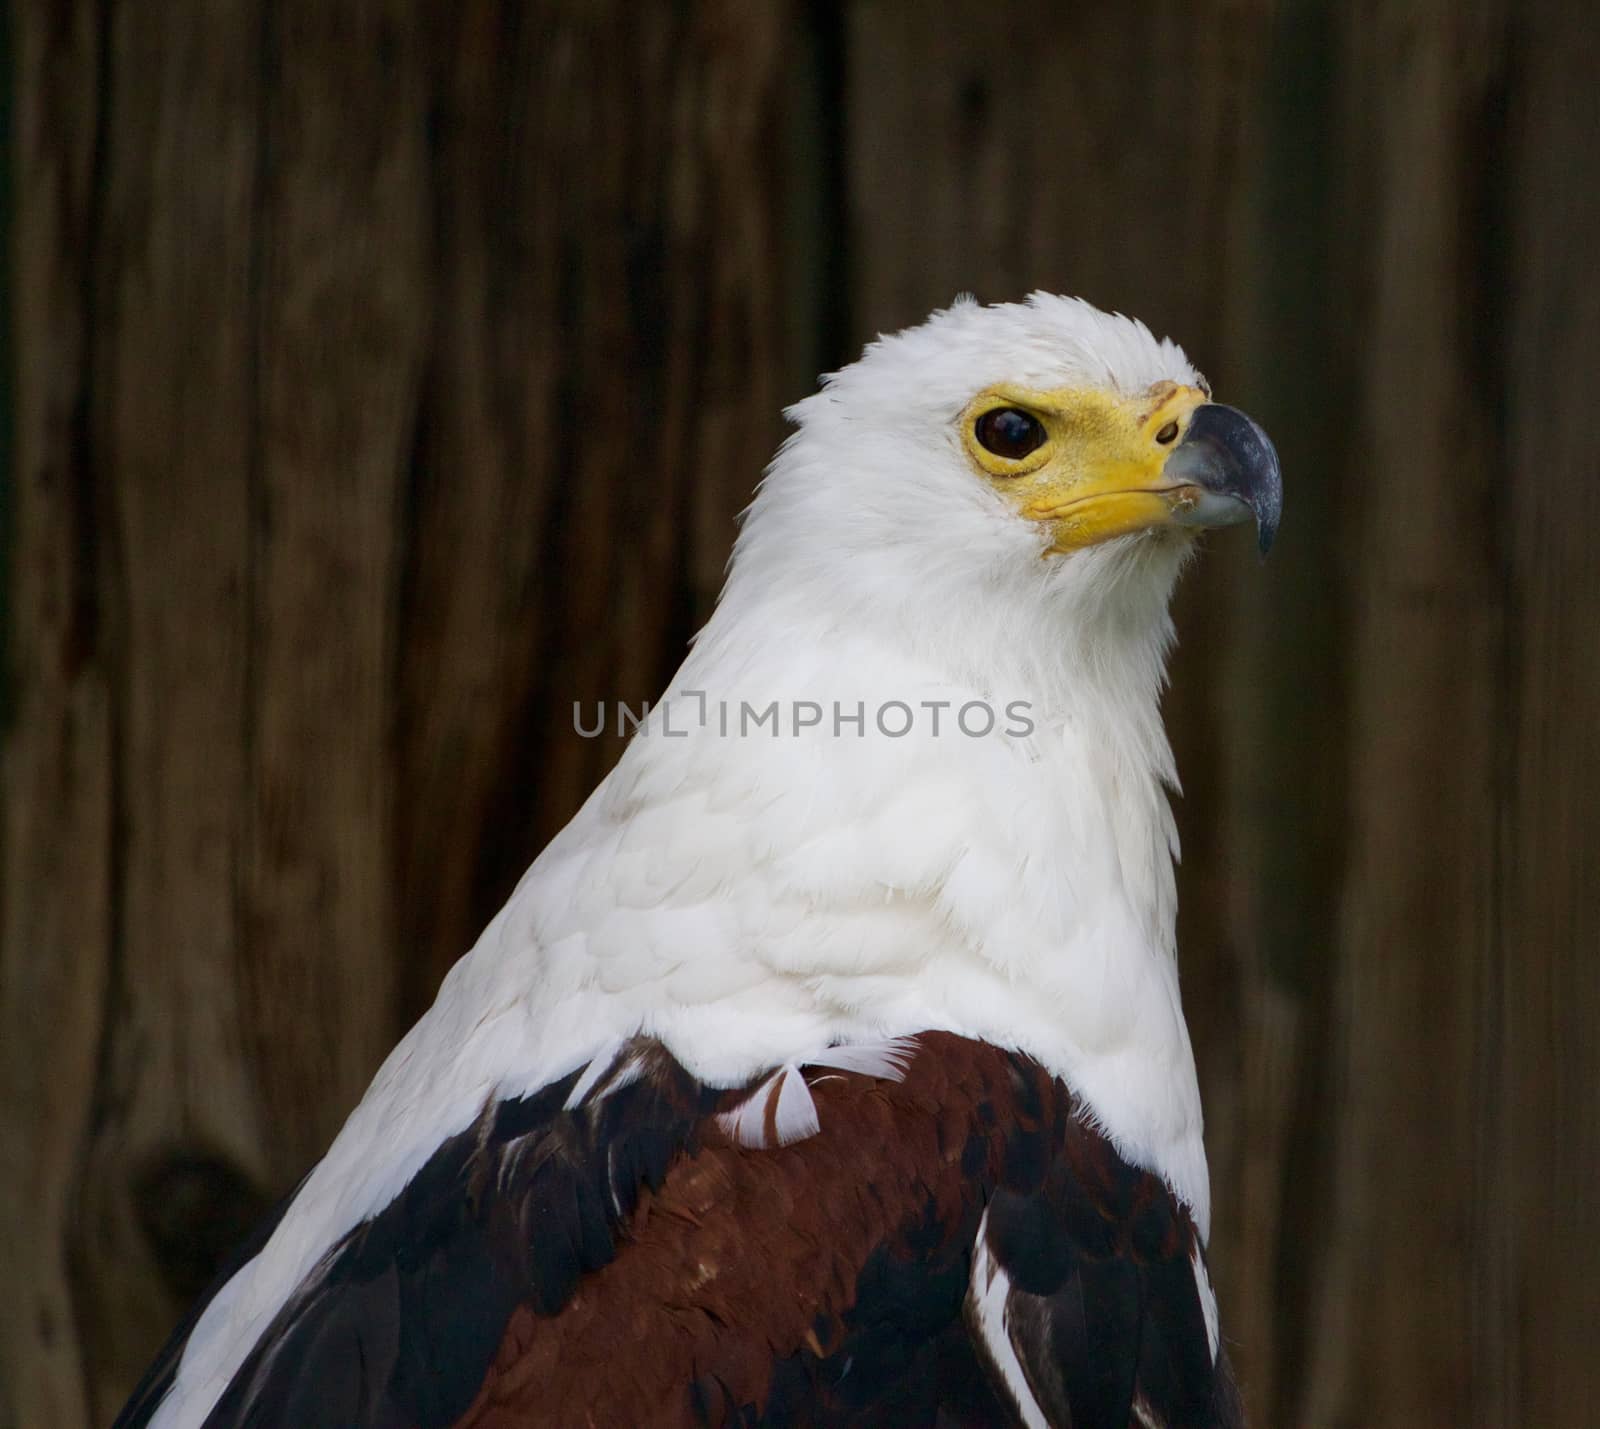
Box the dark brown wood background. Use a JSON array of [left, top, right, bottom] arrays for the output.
[[4, 2, 1596, 1425]]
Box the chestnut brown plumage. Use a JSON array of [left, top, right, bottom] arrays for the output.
[[123, 1034, 1239, 1428]]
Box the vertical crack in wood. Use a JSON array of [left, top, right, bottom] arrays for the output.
[[66, 0, 128, 1416], [1463, 16, 1518, 1428]]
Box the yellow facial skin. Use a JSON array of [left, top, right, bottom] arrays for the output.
[[962, 381, 1214, 554]]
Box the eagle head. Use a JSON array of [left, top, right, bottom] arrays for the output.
[[726, 292, 1281, 690]]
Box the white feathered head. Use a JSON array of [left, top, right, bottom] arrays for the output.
[[722, 293, 1279, 692]]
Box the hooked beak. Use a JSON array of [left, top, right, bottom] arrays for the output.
[[1160, 403, 1283, 556]]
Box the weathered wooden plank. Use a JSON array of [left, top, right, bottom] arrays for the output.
[[238, 0, 430, 1174], [8, 1, 276, 1421], [1295, 5, 1512, 1424], [1504, 7, 1600, 1424], [845, 0, 1270, 344], [1204, 4, 1360, 1419], [7, 2, 431, 1416], [1, 9, 111, 1425], [395, 0, 792, 1013]]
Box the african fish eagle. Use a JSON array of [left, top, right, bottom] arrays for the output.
[[118, 293, 1281, 1429]]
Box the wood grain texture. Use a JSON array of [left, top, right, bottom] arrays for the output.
[[2, 10, 113, 1426], [6, 2, 276, 1422], [395, 1, 791, 1018], [1503, 5, 1600, 1423], [1200, 6, 1355, 1419], [238, 0, 428, 1174], [1293, 6, 1510, 1422]]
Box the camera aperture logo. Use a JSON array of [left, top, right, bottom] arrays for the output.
[[574, 690, 1035, 740]]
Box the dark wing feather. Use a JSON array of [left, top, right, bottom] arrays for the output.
[[969, 1061, 1243, 1429], [116, 1033, 1242, 1429], [201, 1045, 718, 1428]]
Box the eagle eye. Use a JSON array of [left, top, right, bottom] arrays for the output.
[[1155, 420, 1180, 445], [974, 407, 1047, 461]]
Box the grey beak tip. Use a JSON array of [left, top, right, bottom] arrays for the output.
[[1249, 419, 1283, 558], [1177, 402, 1284, 560]]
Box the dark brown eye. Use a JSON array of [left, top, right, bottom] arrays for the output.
[[974, 407, 1047, 460], [1155, 420, 1180, 445]]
